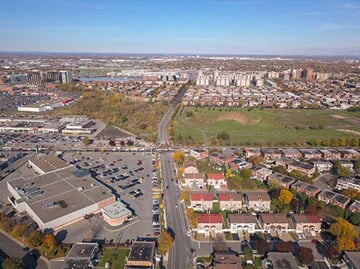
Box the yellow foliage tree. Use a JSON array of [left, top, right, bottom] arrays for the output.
[[185, 208, 198, 228], [42, 233, 57, 253], [172, 151, 185, 165], [278, 189, 294, 205], [179, 190, 190, 205], [336, 237, 355, 252], [329, 218, 358, 239], [225, 168, 232, 179], [157, 231, 174, 255]]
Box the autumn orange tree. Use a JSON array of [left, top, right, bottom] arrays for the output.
[[278, 189, 294, 205], [329, 218, 358, 252], [172, 150, 185, 166], [157, 231, 174, 255], [42, 233, 58, 253], [27, 230, 44, 248]]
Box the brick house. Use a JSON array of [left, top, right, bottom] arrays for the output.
[[244, 192, 271, 212], [253, 167, 273, 182], [317, 190, 351, 209], [197, 213, 223, 232], [268, 172, 296, 189], [190, 148, 209, 160], [207, 173, 227, 190], [217, 192, 242, 211], [287, 161, 315, 177], [258, 213, 290, 233], [183, 173, 205, 189], [291, 181, 321, 197], [189, 192, 213, 212], [289, 214, 322, 234], [228, 213, 258, 234], [183, 160, 199, 174]]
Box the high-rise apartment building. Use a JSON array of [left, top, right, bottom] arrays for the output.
[[59, 71, 73, 84]]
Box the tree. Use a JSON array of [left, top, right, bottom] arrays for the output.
[[269, 188, 281, 199], [157, 231, 174, 255], [341, 188, 360, 199], [172, 150, 185, 165], [297, 247, 314, 265], [272, 165, 287, 175], [275, 241, 294, 254], [334, 160, 352, 177], [254, 238, 270, 255], [82, 136, 90, 148], [353, 158, 360, 170], [278, 189, 294, 205], [304, 203, 317, 215], [240, 168, 252, 180], [43, 233, 57, 253], [225, 168, 232, 179], [336, 237, 355, 252], [11, 223, 28, 241], [329, 218, 357, 239], [290, 169, 305, 181], [290, 198, 304, 213], [27, 230, 44, 248], [2, 257, 23, 269]]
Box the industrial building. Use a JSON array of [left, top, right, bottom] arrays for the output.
[[126, 241, 156, 269], [102, 200, 132, 226], [7, 165, 115, 231]]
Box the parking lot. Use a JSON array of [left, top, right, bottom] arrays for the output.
[[60, 151, 160, 243]]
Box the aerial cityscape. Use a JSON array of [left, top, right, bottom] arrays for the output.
[[1, 1, 360, 269]]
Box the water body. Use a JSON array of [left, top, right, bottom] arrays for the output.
[[79, 76, 135, 82]]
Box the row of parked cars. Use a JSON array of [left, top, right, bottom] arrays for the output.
[[152, 199, 160, 236]]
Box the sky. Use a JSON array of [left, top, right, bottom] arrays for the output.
[[0, 0, 360, 55]]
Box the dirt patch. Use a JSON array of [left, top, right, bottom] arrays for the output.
[[331, 114, 347, 119], [337, 129, 360, 135], [217, 112, 260, 125]]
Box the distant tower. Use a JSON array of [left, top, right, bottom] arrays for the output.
[[59, 71, 73, 84]]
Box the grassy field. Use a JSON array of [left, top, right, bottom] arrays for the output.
[[173, 107, 360, 147], [98, 248, 129, 269]]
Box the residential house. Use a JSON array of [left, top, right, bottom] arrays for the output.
[[319, 149, 342, 160], [317, 190, 351, 209], [261, 148, 283, 160], [183, 173, 205, 189], [252, 167, 273, 182], [339, 149, 360, 159], [209, 152, 233, 166], [183, 160, 199, 174], [291, 181, 321, 197], [337, 159, 354, 171], [280, 148, 302, 159], [229, 158, 251, 172], [197, 213, 223, 232], [267, 252, 299, 269], [217, 192, 242, 211], [299, 149, 322, 160], [289, 214, 322, 234], [312, 159, 333, 172], [268, 172, 296, 189], [213, 251, 242, 269], [258, 213, 290, 233], [207, 173, 227, 190], [244, 148, 262, 158], [276, 157, 293, 168], [244, 192, 271, 212], [336, 176, 360, 191], [349, 200, 360, 213], [287, 161, 315, 177], [228, 213, 258, 234], [189, 192, 213, 212], [190, 148, 209, 160]]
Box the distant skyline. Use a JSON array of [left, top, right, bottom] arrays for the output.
[[1, 0, 360, 55]]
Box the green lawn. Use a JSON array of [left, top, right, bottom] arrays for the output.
[[98, 248, 129, 269], [173, 107, 360, 146]]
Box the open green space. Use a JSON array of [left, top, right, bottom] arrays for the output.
[[172, 107, 360, 147], [98, 248, 129, 269]]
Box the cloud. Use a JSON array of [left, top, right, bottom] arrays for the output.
[[318, 23, 360, 30], [303, 11, 323, 16], [345, 2, 360, 9]]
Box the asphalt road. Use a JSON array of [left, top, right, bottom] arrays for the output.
[[158, 86, 186, 146], [160, 152, 194, 269]]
